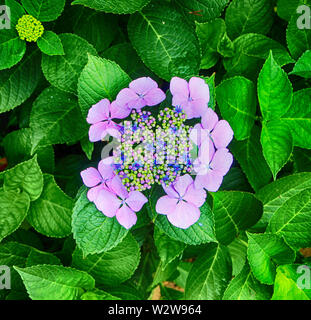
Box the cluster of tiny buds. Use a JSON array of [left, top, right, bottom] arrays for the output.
[[114, 106, 193, 192], [16, 15, 44, 42]]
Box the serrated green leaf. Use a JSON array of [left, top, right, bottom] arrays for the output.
[[72, 189, 128, 256], [73, 8, 118, 52], [0, 48, 40, 113], [30, 87, 88, 151], [231, 126, 272, 192], [0, 29, 26, 70], [216, 76, 256, 140], [258, 52, 293, 120], [27, 174, 73, 238], [223, 263, 272, 300], [0, 190, 30, 242], [128, 2, 200, 81], [185, 243, 232, 300], [294, 147, 311, 172], [3, 128, 54, 174], [14, 265, 95, 300], [37, 31, 64, 56], [21, 0, 65, 22], [225, 0, 274, 39], [81, 289, 120, 300], [195, 19, 226, 69], [272, 264, 311, 300], [227, 238, 248, 276], [25, 249, 61, 267], [154, 227, 186, 270], [3, 156, 43, 201], [102, 42, 155, 79], [41, 33, 97, 93], [247, 232, 296, 284], [175, 0, 229, 23], [267, 188, 311, 248], [277, 0, 308, 21], [71, 0, 151, 14], [281, 89, 311, 149], [72, 233, 140, 286], [5, 0, 25, 26], [287, 11, 311, 60], [261, 120, 293, 179], [211, 191, 263, 245], [223, 34, 294, 79], [256, 172, 311, 229], [78, 55, 130, 118], [291, 50, 311, 78]]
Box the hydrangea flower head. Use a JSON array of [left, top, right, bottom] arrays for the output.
[[16, 15, 44, 42], [81, 76, 234, 230]]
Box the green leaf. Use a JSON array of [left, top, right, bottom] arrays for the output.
[[227, 238, 248, 276], [290, 50, 311, 78], [294, 147, 311, 172], [148, 186, 216, 245], [128, 2, 200, 81], [72, 189, 128, 256], [5, 0, 26, 26], [231, 126, 272, 192], [211, 191, 263, 245], [154, 227, 186, 270], [216, 76, 256, 140], [223, 34, 294, 79], [14, 265, 95, 300], [73, 9, 118, 52], [25, 250, 61, 267], [0, 48, 40, 113], [72, 233, 140, 286], [80, 135, 93, 160], [0, 29, 26, 70], [21, 0, 66, 22], [81, 289, 121, 300], [258, 52, 293, 120], [175, 0, 229, 23], [256, 172, 311, 229], [3, 156, 43, 201], [37, 31, 64, 56], [3, 128, 54, 173], [287, 11, 311, 60], [78, 55, 130, 118], [225, 0, 274, 39], [223, 263, 272, 300], [272, 264, 311, 300], [102, 42, 156, 79], [281, 89, 311, 149], [185, 243, 232, 300], [261, 120, 293, 179], [277, 0, 308, 21], [30, 87, 88, 151], [267, 188, 311, 249], [247, 233, 296, 284], [71, 0, 151, 14], [195, 19, 226, 69], [41, 33, 97, 93], [205, 74, 216, 109], [27, 174, 73, 238], [0, 190, 30, 242]]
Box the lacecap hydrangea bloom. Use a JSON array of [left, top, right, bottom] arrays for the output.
[[81, 76, 234, 229]]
